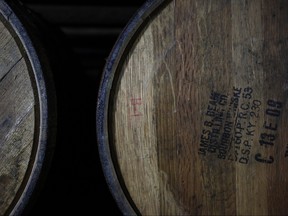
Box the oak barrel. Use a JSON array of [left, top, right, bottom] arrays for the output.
[[97, 0, 288, 215], [0, 0, 56, 215]]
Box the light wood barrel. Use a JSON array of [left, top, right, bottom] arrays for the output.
[[0, 1, 56, 215], [97, 0, 288, 215]]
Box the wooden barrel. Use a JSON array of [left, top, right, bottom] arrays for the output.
[[0, 1, 56, 215], [97, 0, 288, 215]]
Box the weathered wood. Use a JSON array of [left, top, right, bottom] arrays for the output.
[[97, 0, 288, 215], [0, 0, 56, 215]]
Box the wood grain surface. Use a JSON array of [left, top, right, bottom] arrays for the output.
[[0, 1, 55, 215], [98, 0, 288, 215]]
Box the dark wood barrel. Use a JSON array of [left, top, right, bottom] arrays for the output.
[[96, 0, 288, 215], [0, 0, 56, 215]]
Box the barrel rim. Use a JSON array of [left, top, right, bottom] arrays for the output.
[[96, 0, 172, 215], [0, 1, 56, 215]]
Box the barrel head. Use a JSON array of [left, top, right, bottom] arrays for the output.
[[97, 0, 288, 215], [0, 1, 55, 215]]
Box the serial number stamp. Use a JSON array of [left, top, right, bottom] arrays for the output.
[[198, 86, 283, 165]]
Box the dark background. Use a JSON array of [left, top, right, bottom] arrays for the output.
[[16, 0, 146, 215]]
